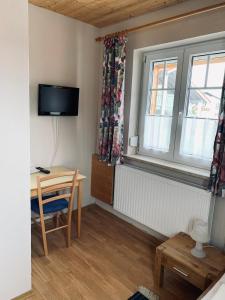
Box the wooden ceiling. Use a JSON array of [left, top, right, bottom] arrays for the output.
[[29, 0, 190, 28]]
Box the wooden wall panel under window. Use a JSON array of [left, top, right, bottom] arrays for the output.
[[91, 154, 115, 205]]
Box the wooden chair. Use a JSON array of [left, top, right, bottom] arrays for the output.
[[31, 170, 78, 256]]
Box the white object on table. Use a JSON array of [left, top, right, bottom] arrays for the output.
[[30, 165, 37, 174], [190, 219, 209, 258]]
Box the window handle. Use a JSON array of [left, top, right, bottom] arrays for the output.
[[178, 111, 183, 117]]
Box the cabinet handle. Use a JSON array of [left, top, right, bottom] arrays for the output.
[[172, 267, 189, 277]]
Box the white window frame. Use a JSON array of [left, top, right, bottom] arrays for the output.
[[138, 38, 225, 170], [138, 48, 184, 161]]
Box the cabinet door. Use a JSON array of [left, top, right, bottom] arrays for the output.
[[91, 154, 115, 205]]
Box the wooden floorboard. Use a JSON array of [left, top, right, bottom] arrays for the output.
[[24, 205, 202, 300]]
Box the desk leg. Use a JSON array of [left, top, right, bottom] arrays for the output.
[[155, 247, 164, 288], [77, 181, 83, 238]]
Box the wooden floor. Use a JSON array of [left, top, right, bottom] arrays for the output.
[[24, 205, 202, 300]]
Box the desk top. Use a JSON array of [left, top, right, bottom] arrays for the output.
[[31, 166, 86, 193]]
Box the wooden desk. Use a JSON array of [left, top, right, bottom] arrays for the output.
[[31, 166, 86, 238]]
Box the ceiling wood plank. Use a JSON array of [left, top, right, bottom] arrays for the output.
[[93, 0, 188, 27], [29, 0, 192, 27]]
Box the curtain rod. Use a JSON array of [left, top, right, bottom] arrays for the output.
[[95, 2, 225, 42]]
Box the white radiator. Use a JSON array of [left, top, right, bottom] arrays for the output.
[[114, 165, 212, 237]]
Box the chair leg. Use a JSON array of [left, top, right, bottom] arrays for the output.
[[40, 213, 48, 256], [53, 212, 60, 228], [67, 224, 71, 248], [56, 212, 60, 227], [67, 208, 73, 248]]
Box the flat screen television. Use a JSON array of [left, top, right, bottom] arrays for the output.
[[38, 84, 79, 116]]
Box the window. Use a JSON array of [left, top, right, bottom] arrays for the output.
[[145, 59, 177, 152], [139, 40, 225, 169]]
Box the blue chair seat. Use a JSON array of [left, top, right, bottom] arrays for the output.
[[31, 195, 68, 214]]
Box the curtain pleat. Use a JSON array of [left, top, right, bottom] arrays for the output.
[[99, 34, 127, 165], [208, 74, 225, 195]]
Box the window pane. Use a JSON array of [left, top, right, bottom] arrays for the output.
[[180, 118, 217, 161], [207, 53, 225, 87], [164, 60, 177, 89], [149, 90, 175, 116], [187, 89, 221, 119], [190, 55, 207, 87], [152, 61, 164, 89], [180, 50, 225, 166], [144, 116, 172, 152]]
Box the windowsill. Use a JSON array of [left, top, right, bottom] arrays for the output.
[[124, 154, 210, 180]]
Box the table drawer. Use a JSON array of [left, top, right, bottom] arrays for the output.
[[162, 255, 207, 290]]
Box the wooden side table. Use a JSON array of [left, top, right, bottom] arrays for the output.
[[155, 232, 225, 291]]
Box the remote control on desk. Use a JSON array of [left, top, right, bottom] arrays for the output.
[[36, 167, 50, 174]]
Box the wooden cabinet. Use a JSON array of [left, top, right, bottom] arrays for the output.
[[155, 232, 225, 292], [91, 154, 115, 205]]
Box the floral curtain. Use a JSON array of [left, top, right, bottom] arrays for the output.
[[99, 34, 127, 165], [208, 74, 225, 195]]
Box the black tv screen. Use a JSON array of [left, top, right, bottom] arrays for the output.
[[38, 84, 79, 116]]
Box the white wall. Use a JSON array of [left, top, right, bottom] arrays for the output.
[[98, 0, 225, 248], [0, 1, 31, 299], [29, 5, 100, 207]]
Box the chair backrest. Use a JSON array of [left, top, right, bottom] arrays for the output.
[[36, 170, 79, 214]]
